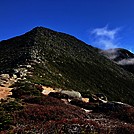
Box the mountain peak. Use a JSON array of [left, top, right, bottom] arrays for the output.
[[31, 26, 49, 32], [101, 48, 134, 73], [100, 48, 134, 61], [28, 26, 56, 35]]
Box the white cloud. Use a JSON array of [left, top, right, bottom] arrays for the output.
[[98, 39, 117, 50], [91, 25, 120, 49], [118, 58, 134, 65]]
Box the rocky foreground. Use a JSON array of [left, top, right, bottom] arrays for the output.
[[0, 80, 134, 134]]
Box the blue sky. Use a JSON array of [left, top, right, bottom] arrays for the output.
[[0, 0, 134, 51]]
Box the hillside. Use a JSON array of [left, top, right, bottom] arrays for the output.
[[0, 27, 134, 104], [0, 27, 134, 133]]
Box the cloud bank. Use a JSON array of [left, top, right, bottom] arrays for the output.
[[118, 58, 134, 65], [91, 25, 120, 49]]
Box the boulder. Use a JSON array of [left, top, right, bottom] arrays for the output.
[[60, 90, 82, 99]]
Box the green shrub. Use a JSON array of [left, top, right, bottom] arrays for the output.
[[11, 81, 41, 98], [0, 106, 13, 131], [2, 101, 23, 112]]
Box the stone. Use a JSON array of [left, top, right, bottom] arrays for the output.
[[26, 65, 32, 68], [12, 74, 17, 79], [60, 90, 82, 99], [0, 74, 10, 79]]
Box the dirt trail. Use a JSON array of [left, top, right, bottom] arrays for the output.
[[0, 87, 12, 99], [42, 86, 56, 95], [0, 78, 15, 100]]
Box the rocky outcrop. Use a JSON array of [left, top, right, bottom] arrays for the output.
[[42, 86, 82, 100], [0, 64, 33, 100]]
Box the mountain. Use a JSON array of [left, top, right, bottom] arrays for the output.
[[0, 27, 134, 133], [0, 27, 134, 104], [100, 48, 134, 74]]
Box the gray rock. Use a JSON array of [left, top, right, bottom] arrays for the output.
[[60, 90, 82, 99], [0, 74, 10, 79]]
